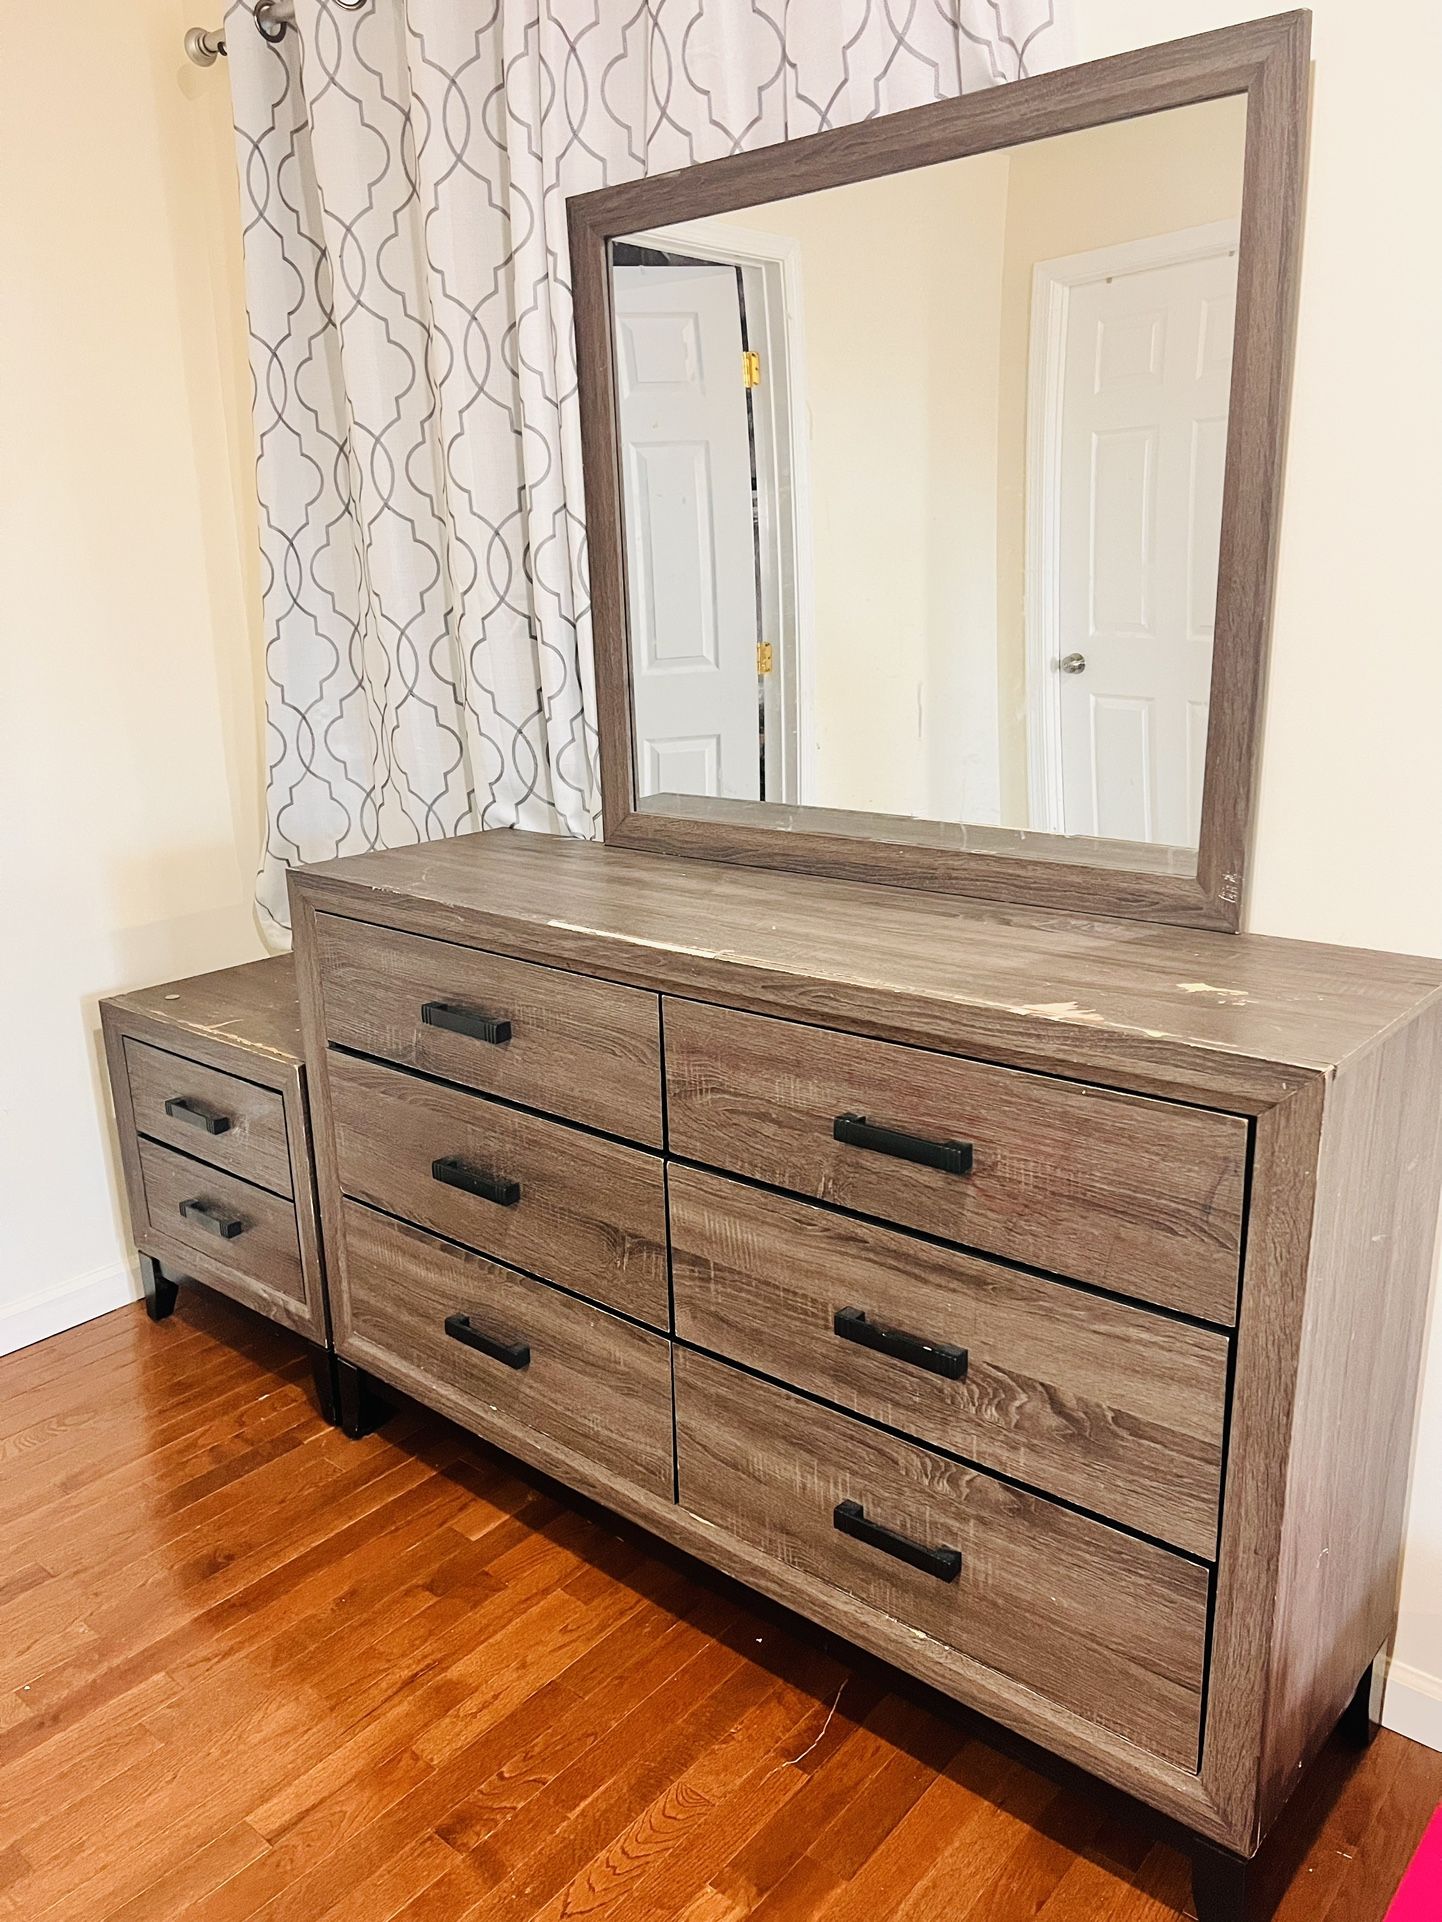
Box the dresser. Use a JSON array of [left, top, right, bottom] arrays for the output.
[[289, 827, 1442, 1910], [101, 956, 336, 1419]]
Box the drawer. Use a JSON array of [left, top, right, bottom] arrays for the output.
[[664, 1001, 1246, 1323], [670, 1168, 1228, 1557], [313, 914, 663, 1146], [336, 1202, 674, 1502], [675, 1350, 1208, 1768], [137, 1138, 304, 1306], [123, 1037, 291, 1197], [328, 1051, 668, 1327]]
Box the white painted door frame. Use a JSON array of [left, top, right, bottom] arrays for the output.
[[625, 220, 814, 805], [1024, 220, 1241, 835]]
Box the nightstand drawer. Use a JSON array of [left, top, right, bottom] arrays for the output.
[[664, 1001, 1246, 1323], [328, 1050, 668, 1328], [670, 1166, 1228, 1557], [335, 1203, 674, 1501], [123, 1037, 292, 1197], [675, 1350, 1208, 1769], [137, 1138, 304, 1307], [312, 914, 663, 1146]]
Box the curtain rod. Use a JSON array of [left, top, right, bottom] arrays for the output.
[[185, 0, 366, 65]]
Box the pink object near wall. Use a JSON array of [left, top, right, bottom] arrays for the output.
[[1388, 1804, 1442, 1920]]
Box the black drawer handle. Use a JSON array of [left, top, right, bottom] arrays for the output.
[[431, 1156, 521, 1208], [833, 1499, 962, 1582], [833, 1113, 973, 1176], [421, 1002, 513, 1046], [164, 1095, 231, 1136], [178, 1197, 245, 1240], [444, 1311, 530, 1370], [834, 1307, 968, 1381]]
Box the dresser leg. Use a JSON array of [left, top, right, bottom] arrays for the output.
[[1338, 1649, 1386, 1750], [1191, 1842, 1254, 1922], [336, 1359, 389, 1439], [307, 1346, 340, 1426], [140, 1255, 180, 1323]]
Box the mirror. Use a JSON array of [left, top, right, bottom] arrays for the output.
[[570, 16, 1308, 928], [611, 98, 1245, 865]]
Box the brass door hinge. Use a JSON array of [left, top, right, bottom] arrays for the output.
[[756, 640, 774, 674], [742, 350, 762, 389]]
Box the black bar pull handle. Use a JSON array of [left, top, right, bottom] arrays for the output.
[[833, 1307, 968, 1381], [832, 1113, 973, 1177], [178, 1197, 245, 1240], [421, 1002, 513, 1046], [164, 1095, 231, 1136], [431, 1156, 521, 1208], [833, 1499, 962, 1582], [444, 1312, 530, 1370]]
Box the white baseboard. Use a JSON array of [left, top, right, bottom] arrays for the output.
[[1383, 1659, 1442, 1754], [0, 1257, 143, 1359]]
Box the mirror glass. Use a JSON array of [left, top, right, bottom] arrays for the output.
[[608, 97, 1247, 872]]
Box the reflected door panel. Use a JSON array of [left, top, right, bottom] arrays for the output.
[[613, 262, 760, 802], [1055, 239, 1237, 847]]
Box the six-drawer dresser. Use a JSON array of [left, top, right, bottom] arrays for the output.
[[288, 828, 1442, 1918]]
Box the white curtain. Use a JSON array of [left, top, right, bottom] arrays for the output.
[[227, 0, 1074, 938]]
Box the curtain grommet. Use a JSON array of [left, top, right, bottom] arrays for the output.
[[254, 0, 288, 43]]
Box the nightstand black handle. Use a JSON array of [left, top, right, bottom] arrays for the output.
[[832, 1113, 973, 1176], [164, 1095, 231, 1136], [833, 1307, 968, 1380], [431, 1156, 521, 1208], [444, 1312, 530, 1370], [421, 1002, 513, 1046], [178, 1197, 245, 1240], [833, 1499, 962, 1582]]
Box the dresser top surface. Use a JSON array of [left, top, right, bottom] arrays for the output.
[[292, 833, 1442, 1099], [104, 954, 302, 1068]]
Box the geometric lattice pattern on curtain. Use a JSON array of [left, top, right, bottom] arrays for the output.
[[226, 0, 1074, 937]]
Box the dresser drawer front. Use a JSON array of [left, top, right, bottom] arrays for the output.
[[675, 1350, 1207, 1767], [313, 914, 663, 1146], [327, 1051, 668, 1328], [336, 1203, 674, 1499], [671, 1168, 1227, 1558], [137, 1139, 304, 1306], [123, 1038, 292, 1197], [665, 1002, 1246, 1323]]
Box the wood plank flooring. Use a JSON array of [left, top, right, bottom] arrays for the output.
[[1, 1288, 1437, 1922]]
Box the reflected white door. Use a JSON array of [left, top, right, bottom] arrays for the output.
[[613, 263, 760, 801], [1051, 234, 1238, 846]]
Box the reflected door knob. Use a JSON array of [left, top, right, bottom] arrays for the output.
[[1058, 652, 1087, 674]]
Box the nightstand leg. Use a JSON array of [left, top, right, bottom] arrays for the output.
[[1192, 1842, 1254, 1922], [307, 1346, 340, 1426], [140, 1255, 180, 1323], [1338, 1649, 1385, 1750], [335, 1359, 389, 1439]]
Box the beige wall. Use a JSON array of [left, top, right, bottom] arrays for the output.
[[0, 0, 266, 1349], [1077, 0, 1442, 1753]]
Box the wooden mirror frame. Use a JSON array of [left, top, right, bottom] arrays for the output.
[[569, 12, 1309, 932]]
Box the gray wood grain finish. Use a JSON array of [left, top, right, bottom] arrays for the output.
[[334, 1202, 675, 1502], [670, 1166, 1228, 1557], [570, 15, 1311, 931], [104, 954, 305, 1068], [327, 1049, 669, 1329], [288, 831, 1442, 1112], [675, 1349, 1210, 1769], [137, 1138, 305, 1308], [665, 1000, 1247, 1323], [312, 911, 663, 1146], [122, 1037, 293, 1198]]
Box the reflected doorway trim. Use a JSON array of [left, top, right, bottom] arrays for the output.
[[623, 219, 815, 808], [1024, 219, 1243, 837]]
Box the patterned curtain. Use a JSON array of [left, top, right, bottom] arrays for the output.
[[227, 0, 1074, 938]]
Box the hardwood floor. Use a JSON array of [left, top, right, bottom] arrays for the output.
[[1, 1290, 1437, 1922]]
